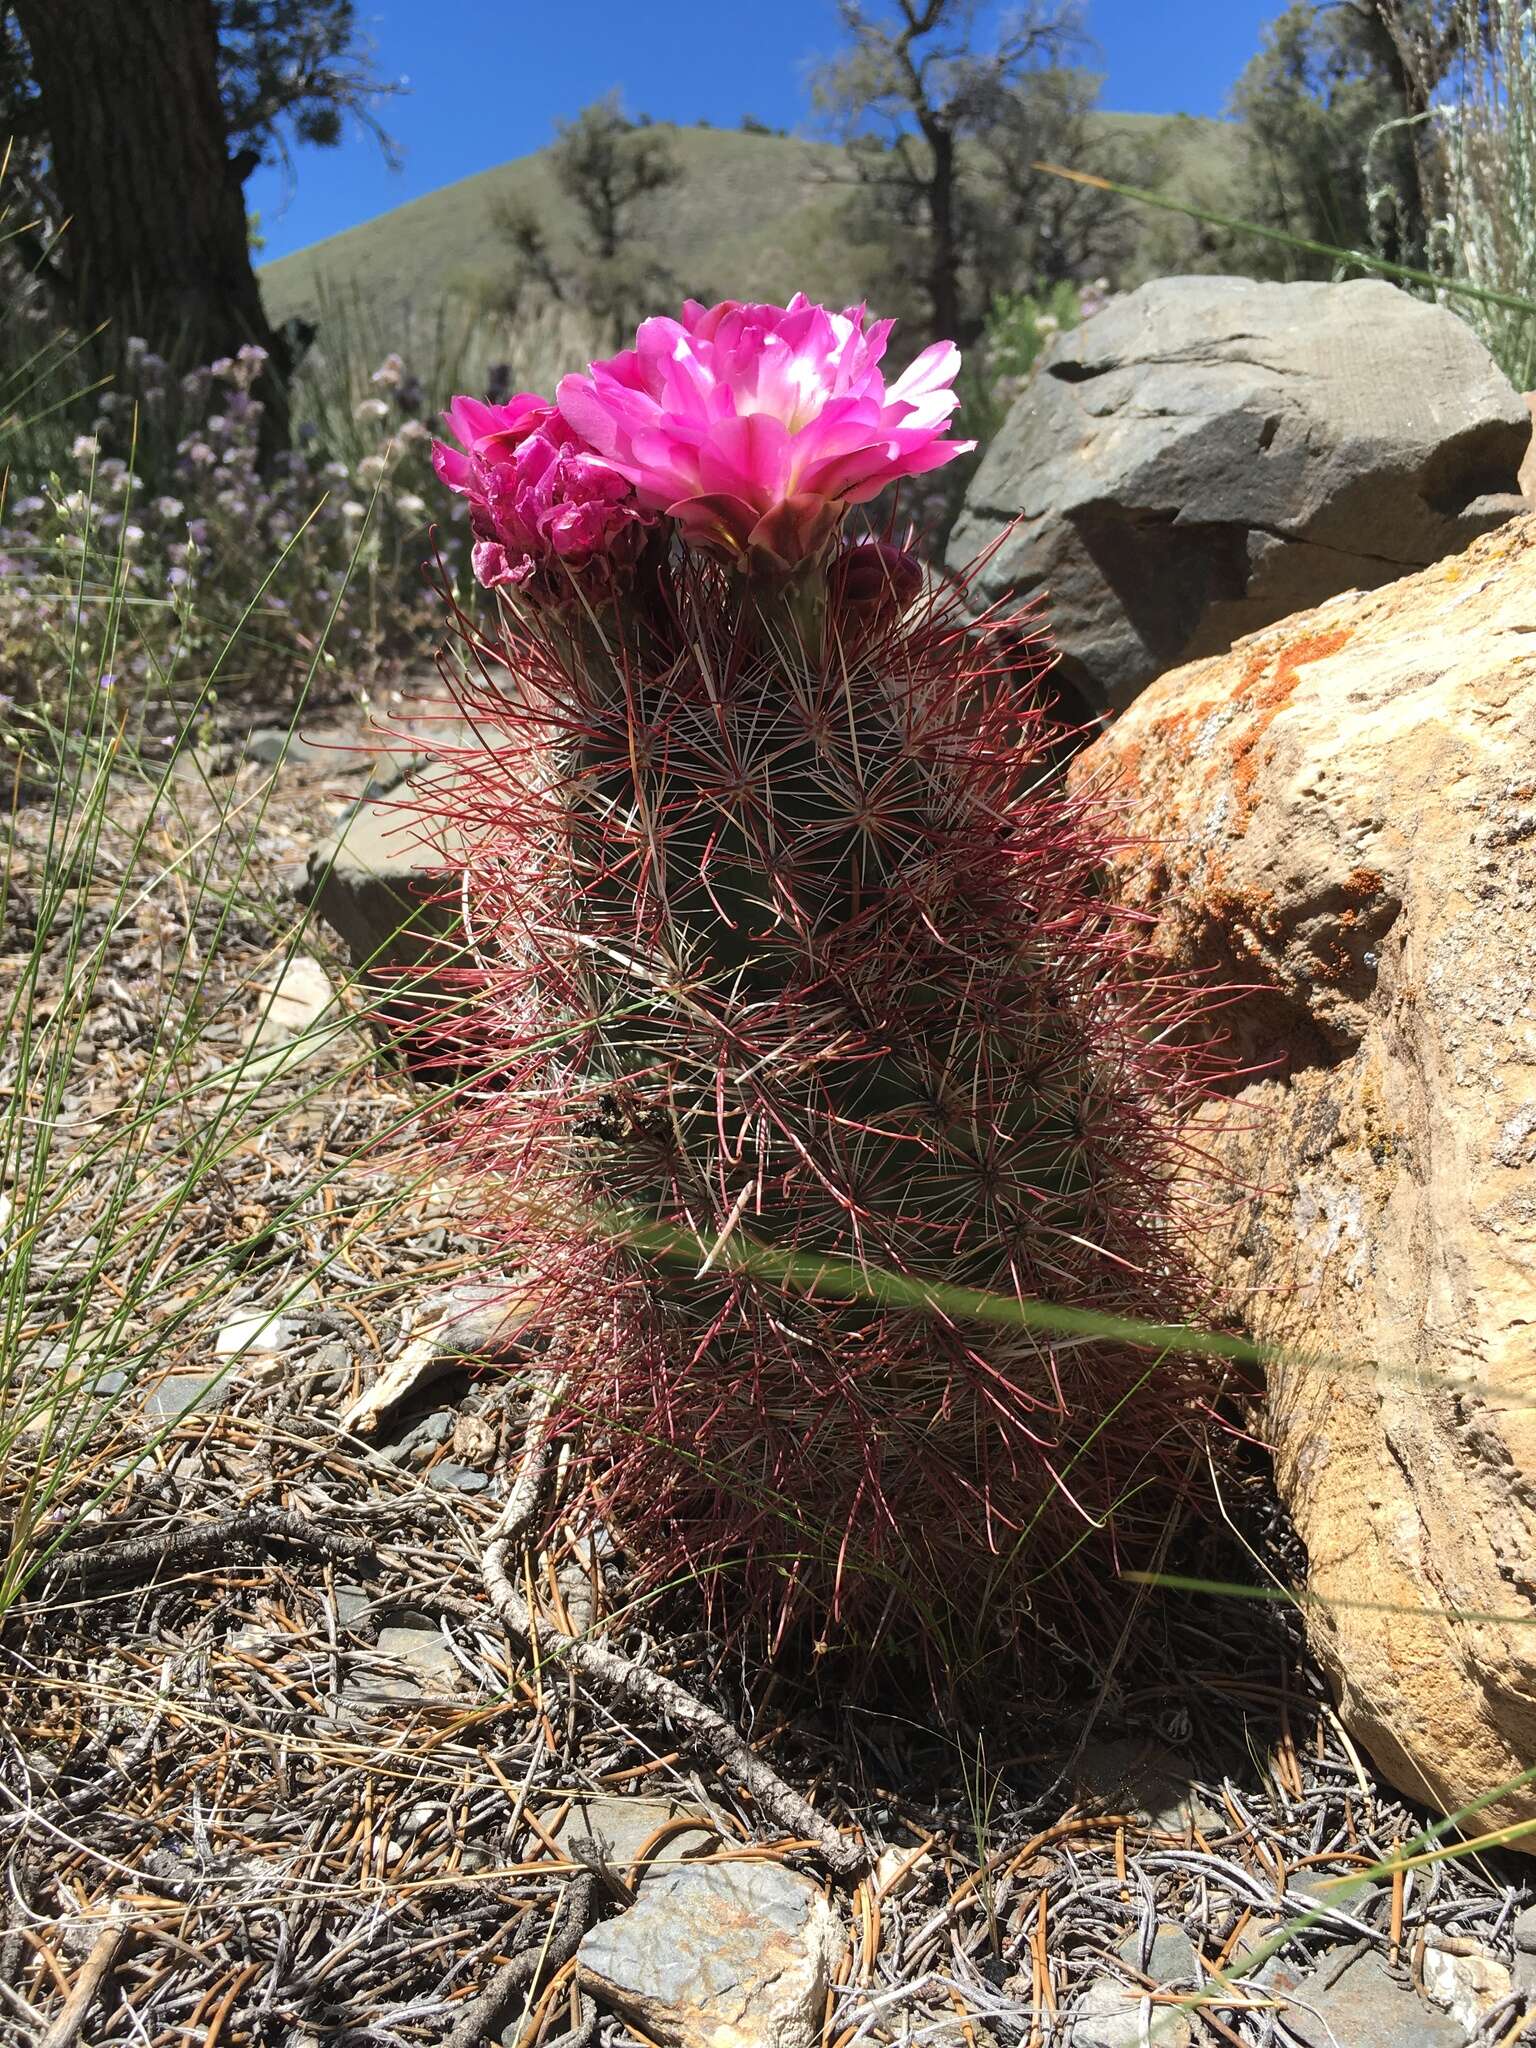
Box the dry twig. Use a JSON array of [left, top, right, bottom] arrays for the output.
[[482, 1389, 869, 1882]]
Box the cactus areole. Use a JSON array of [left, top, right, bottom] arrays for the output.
[[419, 298, 1223, 1690]]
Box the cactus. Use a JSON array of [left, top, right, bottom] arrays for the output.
[[412, 298, 1224, 1689], [412, 543, 1222, 1689]]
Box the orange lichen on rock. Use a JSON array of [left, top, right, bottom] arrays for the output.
[[1227, 626, 1354, 828], [1341, 867, 1384, 903]]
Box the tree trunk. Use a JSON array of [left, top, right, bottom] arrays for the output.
[[13, 0, 289, 442], [1361, 0, 1455, 266], [924, 123, 965, 344]]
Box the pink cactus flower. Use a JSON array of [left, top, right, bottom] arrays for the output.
[[556, 295, 974, 570], [432, 392, 649, 593]]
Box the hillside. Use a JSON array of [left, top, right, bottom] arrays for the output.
[[260, 115, 1246, 344]]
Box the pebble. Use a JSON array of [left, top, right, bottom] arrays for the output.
[[1421, 1944, 1511, 2032], [144, 1370, 221, 1420], [1069, 1979, 1192, 2047], [1069, 1924, 1199, 2048], [245, 727, 351, 768], [245, 955, 334, 1056], [330, 1583, 374, 1629], [425, 1460, 490, 1494], [384, 1410, 454, 1464], [1118, 1924, 1197, 1981], [215, 1309, 299, 1357], [1071, 1737, 1224, 1837]]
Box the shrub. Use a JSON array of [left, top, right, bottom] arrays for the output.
[[985, 277, 1089, 381], [1420, 0, 1536, 390], [412, 294, 1224, 1691], [0, 338, 451, 714], [0, 261, 600, 720]]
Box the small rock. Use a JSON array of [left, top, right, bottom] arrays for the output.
[[1069, 1925, 1200, 2047], [300, 765, 468, 979], [577, 1859, 843, 2048], [1512, 1904, 1536, 1953], [225, 1622, 272, 1653], [143, 1370, 220, 1420], [246, 727, 346, 767], [370, 1626, 462, 1694], [554, 1795, 721, 1874], [425, 1460, 490, 1494], [1422, 1944, 1511, 2032], [432, 1277, 536, 1357], [244, 954, 336, 1066], [331, 1583, 373, 1628], [384, 1410, 454, 1464], [1117, 1923, 1198, 1983], [1271, 1950, 1466, 2048], [215, 1309, 299, 1357], [1069, 1977, 1193, 2048], [1283, 1871, 1381, 1933]]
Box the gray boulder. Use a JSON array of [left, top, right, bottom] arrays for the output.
[[948, 275, 1529, 713]]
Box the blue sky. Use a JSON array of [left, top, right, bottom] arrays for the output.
[[250, 0, 1283, 265]]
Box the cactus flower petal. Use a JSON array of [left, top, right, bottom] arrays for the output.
[[433, 389, 650, 593], [556, 294, 974, 567]]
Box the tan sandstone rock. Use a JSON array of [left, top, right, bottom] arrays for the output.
[[1070, 515, 1536, 1841]]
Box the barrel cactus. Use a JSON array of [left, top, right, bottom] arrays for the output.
[[419, 296, 1222, 1689]]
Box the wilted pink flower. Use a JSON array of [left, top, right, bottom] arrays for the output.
[[556, 295, 974, 570], [432, 392, 649, 592]]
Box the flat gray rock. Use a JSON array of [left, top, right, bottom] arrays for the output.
[[553, 1793, 721, 1875], [245, 727, 354, 768], [300, 763, 469, 979], [429, 1277, 536, 1358], [1068, 1979, 1192, 2047], [577, 1858, 843, 2048], [1262, 1948, 1467, 2047], [143, 1370, 223, 1420], [1118, 1922, 1198, 1982], [1068, 1923, 1199, 2046], [215, 1308, 300, 1358], [1072, 1737, 1222, 1836], [424, 1459, 489, 1493], [948, 275, 1529, 712], [364, 1626, 463, 1696]]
